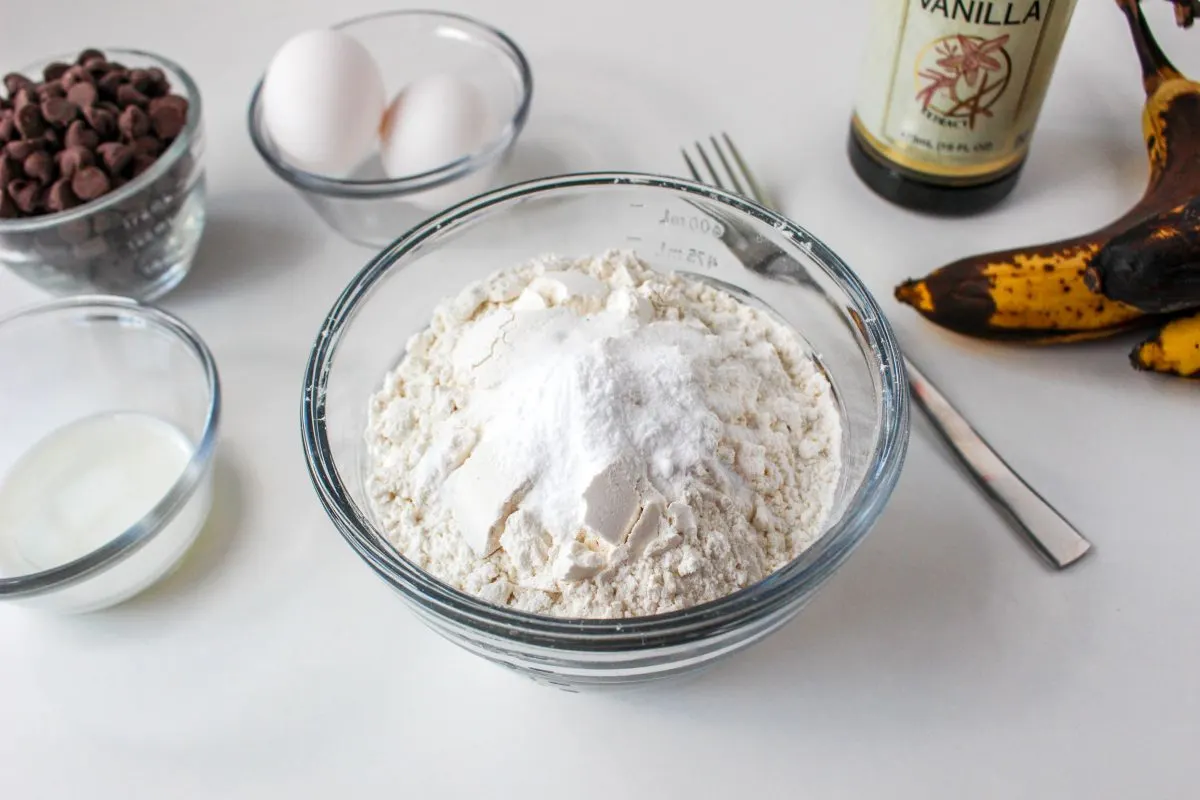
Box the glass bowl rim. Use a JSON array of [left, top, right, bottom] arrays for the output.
[[0, 295, 221, 598], [301, 171, 910, 650], [246, 9, 534, 199], [0, 48, 203, 233]]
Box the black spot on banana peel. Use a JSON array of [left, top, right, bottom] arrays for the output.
[[1088, 196, 1200, 313], [895, 241, 1149, 343], [1131, 309, 1200, 377], [896, 0, 1200, 343]]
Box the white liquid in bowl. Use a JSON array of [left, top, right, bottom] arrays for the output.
[[0, 412, 212, 611]]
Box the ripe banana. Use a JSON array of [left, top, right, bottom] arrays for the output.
[[1087, 196, 1200, 313], [1131, 310, 1200, 377], [894, 0, 1200, 343]]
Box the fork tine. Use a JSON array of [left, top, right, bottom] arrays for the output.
[[694, 141, 725, 190], [681, 149, 702, 183], [710, 135, 747, 197], [721, 133, 769, 208]]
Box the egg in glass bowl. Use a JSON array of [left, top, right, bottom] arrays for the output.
[[248, 10, 533, 247]]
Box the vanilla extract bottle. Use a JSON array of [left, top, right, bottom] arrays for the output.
[[848, 0, 1080, 214]]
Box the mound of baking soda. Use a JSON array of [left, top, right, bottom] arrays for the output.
[[365, 250, 841, 619]]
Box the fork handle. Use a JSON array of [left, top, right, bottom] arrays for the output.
[[903, 357, 1093, 569]]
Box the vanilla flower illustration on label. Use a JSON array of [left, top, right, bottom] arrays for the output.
[[853, 0, 1078, 180]]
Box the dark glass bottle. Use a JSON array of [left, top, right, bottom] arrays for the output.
[[848, 0, 1080, 214]]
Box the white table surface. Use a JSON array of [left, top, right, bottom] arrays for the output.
[[2, 1, 1197, 796]]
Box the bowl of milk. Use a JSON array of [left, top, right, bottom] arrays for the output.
[[0, 296, 220, 613]]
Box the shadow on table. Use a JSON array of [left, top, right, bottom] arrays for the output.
[[114, 453, 246, 610], [995, 126, 1146, 213], [494, 139, 575, 186], [172, 191, 325, 300], [607, 425, 1025, 703]]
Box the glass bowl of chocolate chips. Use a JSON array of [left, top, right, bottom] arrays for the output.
[[0, 48, 205, 300]]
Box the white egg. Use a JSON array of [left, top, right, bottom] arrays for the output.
[[261, 29, 385, 176], [379, 74, 493, 204]]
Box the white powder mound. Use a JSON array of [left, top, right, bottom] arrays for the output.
[[364, 250, 842, 619]]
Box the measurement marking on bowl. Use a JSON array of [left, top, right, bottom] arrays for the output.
[[657, 208, 725, 238], [647, 241, 720, 270]]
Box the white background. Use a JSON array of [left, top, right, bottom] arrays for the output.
[[2, 1, 1198, 797]]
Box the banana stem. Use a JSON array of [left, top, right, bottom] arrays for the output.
[[1117, 0, 1184, 94], [1169, 0, 1197, 28]]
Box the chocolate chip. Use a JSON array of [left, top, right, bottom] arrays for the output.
[[127, 69, 154, 93], [15, 103, 46, 138], [131, 135, 161, 158], [0, 155, 19, 185], [23, 150, 55, 183], [144, 69, 169, 98], [0, 49, 186, 223], [149, 94, 188, 116], [58, 216, 92, 243], [61, 66, 93, 90], [5, 138, 42, 160], [96, 141, 133, 175], [118, 105, 150, 139], [71, 165, 110, 200], [131, 153, 157, 176], [97, 71, 124, 100], [12, 88, 35, 111], [91, 208, 120, 234], [0, 188, 17, 218], [117, 84, 149, 109], [76, 48, 105, 65], [82, 105, 117, 139], [40, 96, 78, 126], [38, 80, 66, 99], [56, 145, 93, 178], [64, 119, 99, 150], [42, 62, 70, 83], [149, 102, 185, 140], [72, 237, 108, 260], [7, 179, 41, 213], [66, 81, 98, 108], [3, 73, 35, 97], [45, 177, 79, 211]]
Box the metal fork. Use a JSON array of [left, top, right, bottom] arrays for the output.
[[682, 134, 1093, 570]]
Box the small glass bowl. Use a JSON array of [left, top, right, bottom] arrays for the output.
[[301, 173, 910, 689], [248, 10, 533, 247], [0, 50, 206, 301], [0, 296, 220, 613]]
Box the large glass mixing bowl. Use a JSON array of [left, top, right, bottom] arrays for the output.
[[301, 173, 909, 689]]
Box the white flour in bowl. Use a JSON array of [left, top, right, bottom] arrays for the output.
[[364, 250, 842, 619]]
